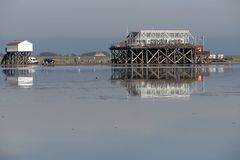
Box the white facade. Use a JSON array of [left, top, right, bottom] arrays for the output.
[[217, 54, 224, 59], [6, 40, 33, 52], [209, 54, 216, 59], [127, 30, 194, 46]]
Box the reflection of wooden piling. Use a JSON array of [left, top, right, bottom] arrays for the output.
[[111, 66, 208, 81], [2, 67, 32, 77]]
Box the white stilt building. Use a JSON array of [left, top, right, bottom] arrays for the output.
[[1, 40, 33, 65]]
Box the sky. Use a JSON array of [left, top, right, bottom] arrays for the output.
[[0, 0, 239, 54]]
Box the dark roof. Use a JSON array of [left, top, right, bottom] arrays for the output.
[[126, 32, 139, 38], [6, 40, 24, 46]]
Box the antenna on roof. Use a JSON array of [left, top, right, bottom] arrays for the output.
[[126, 26, 129, 36]]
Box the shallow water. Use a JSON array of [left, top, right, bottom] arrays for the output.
[[0, 65, 240, 160]]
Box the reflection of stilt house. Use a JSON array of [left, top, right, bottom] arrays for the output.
[[2, 68, 33, 88], [110, 30, 210, 64], [1, 40, 33, 65], [111, 66, 208, 98]]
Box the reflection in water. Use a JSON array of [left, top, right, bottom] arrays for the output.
[[111, 66, 210, 98], [0, 65, 239, 160], [209, 65, 225, 73], [2, 67, 34, 88]]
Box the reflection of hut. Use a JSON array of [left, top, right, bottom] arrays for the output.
[[2, 68, 33, 88], [6, 76, 33, 87]]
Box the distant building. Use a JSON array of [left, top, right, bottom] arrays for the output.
[[94, 53, 106, 57]]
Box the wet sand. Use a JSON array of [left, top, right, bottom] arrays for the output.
[[0, 65, 240, 160]]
